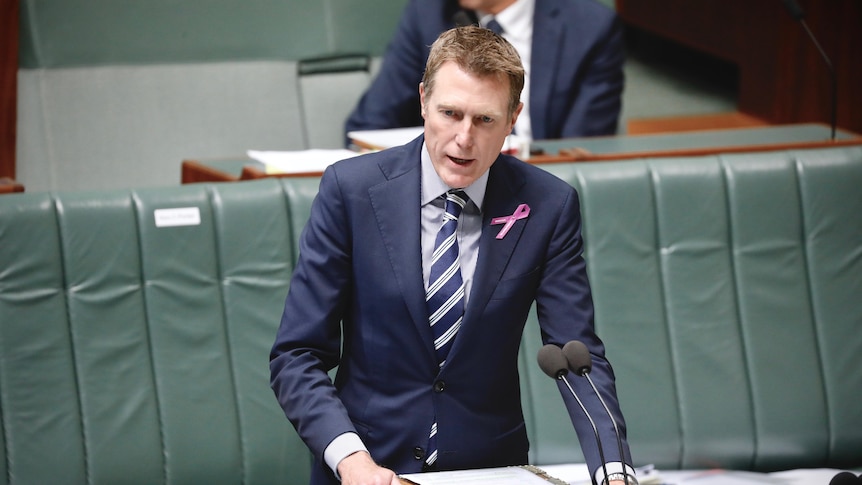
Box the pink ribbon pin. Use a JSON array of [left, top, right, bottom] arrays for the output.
[[490, 203, 530, 239]]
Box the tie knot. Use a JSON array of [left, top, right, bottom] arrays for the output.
[[445, 190, 469, 218], [485, 18, 504, 35]]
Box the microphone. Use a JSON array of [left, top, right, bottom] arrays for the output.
[[538, 344, 608, 485], [829, 471, 862, 485], [562, 340, 631, 485], [452, 9, 478, 28], [780, 0, 837, 140]]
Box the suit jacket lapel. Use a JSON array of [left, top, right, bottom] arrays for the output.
[[453, 158, 528, 356], [368, 139, 438, 363]]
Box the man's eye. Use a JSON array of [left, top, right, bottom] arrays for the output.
[[443, 110, 455, 117], [481, 116, 494, 123]]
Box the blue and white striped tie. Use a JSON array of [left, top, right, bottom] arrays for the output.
[[425, 189, 468, 467], [427, 189, 467, 367]]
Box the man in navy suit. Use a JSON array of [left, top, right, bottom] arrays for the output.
[[272, 26, 636, 485], [344, 0, 625, 143]]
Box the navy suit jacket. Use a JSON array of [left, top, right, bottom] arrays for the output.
[[344, 0, 625, 142], [270, 136, 631, 485]]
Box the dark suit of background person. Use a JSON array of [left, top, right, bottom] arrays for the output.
[[344, 0, 625, 142], [269, 137, 634, 484]]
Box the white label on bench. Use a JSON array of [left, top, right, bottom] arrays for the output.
[[154, 207, 201, 227]]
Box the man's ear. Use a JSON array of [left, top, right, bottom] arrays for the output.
[[419, 82, 427, 119], [510, 101, 524, 132]]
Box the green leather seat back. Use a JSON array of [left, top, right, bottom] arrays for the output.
[[59, 190, 166, 484], [795, 148, 862, 467], [520, 147, 862, 471], [0, 180, 312, 485], [722, 153, 828, 470], [1, 195, 89, 484]]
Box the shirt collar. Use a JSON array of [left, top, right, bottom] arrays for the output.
[[421, 142, 488, 211], [478, 0, 535, 38]]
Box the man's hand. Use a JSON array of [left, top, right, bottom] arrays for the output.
[[337, 451, 401, 485]]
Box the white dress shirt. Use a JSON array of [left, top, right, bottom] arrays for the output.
[[479, 0, 535, 141]]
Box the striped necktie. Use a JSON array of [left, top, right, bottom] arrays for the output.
[[425, 189, 468, 468], [427, 189, 468, 367]]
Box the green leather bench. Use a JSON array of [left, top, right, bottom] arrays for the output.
[[1, 145, 860, 484]]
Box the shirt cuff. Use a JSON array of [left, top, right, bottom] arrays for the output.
[[323, 432, 368, 480], [594, 462, 637, 484]]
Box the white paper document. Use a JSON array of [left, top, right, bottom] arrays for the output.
[[399, 464, 856, 485], [400, 466, 557, 484], [247, 149, 358, 174], [348, 126, 424, 150]]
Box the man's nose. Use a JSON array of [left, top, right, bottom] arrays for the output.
[[455, 119, 474, 148]]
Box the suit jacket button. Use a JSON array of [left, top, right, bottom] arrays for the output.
[[433, 380, 445, 393], [413, 447, 425, 460]]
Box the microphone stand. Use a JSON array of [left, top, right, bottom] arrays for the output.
[[782, 0, 837, 140], [557, 374, 609, 485], [582, 373, 631, 485]]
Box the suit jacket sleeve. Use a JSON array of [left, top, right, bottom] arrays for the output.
[[269, 165, 357, 461], [532, 179, 632, 470]]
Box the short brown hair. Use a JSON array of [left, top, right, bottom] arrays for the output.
[[422, 26, 525, 117]]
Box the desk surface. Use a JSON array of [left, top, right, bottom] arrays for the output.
[[182, 123, 861, 184], [530, 123, 859, 162]]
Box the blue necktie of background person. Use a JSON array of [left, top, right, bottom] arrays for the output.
[[425, 189, 468, 467], [486, 18, 503, 36]]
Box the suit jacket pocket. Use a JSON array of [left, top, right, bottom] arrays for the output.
[[490, 266, 541, 301]]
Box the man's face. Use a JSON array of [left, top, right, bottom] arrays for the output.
[[420, 61, 521, 189]]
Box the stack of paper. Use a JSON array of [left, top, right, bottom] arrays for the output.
[[348, 127, 424, 151], [247, 149, 358, 175]]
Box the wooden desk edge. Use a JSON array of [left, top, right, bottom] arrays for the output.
[[349, 139, 386, 152], [529, 137, 862, 164], [181, 159, 240, 183], [0, 177, 25, 194], [240, 165, 324, 180]]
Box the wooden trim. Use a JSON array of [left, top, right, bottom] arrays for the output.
[[1, 0, 19, 179], [180, 160, 239, 183], [348, 139, 386, 152], [239, 165, 322, 180], [0, 177, 25, 194], [627, 112, 769, 135], [528, 137, 862, 165]]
